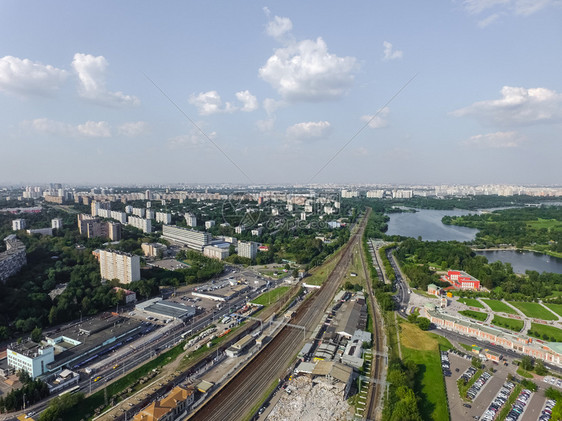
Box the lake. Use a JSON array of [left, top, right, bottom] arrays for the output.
[[386, 208, 562, 274]]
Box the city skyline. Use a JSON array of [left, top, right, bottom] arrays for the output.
[[1, 1, 561, 185]]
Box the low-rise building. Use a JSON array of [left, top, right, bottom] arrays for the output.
[[226, 335, 255, 358], [442, 270, 480, 290], [203, 245, 229, 260], [133, 385, 195, 421], [7, 341, 55, 379], [141, 242, 167, 258]]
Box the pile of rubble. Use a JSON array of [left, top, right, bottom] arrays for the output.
[[267, 376, 350, 421]]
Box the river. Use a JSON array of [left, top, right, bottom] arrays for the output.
[[386, 208, 562, 274]]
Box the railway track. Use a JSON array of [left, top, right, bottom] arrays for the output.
[[360, 221, 386, 421], [187, 212, 371, 421]]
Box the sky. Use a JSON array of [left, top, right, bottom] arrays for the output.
[[1, 1, 561, 186]]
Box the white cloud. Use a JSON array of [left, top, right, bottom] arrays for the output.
[[259, 37, 357, 102], [190, 90, 258, 115], [266, 16, 293, 41], [235, 90, 258, 112], [477, 13, 501, 27], [463, 131, 525, 148], [382, 41, 403, 61], [168, 126, 216, 149], [361, 107, 390, 129], [263, 98, 284, 115], [24, 118, 111, 138], [117, 121, 149, 137], [286, 121, 332, 140], [462, 0, 557, 18], [452, 86, 562, 126], [256, 118, 275, 132], [0, 56, 67, 97], [72, 53, 139, 107]]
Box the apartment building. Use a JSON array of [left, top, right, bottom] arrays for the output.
[[99, 249, 141, 284]]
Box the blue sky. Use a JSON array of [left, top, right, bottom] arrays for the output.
[[1, 1, 561, 186]]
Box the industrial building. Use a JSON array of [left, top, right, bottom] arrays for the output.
[[135, 298, 196, 321], [0, 235, 27, 283], [162, 225, 211, 251], [226, 334, 255, 357]]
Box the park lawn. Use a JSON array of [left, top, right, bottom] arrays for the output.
[[458, 298, 484, 308], [528, 323, 562, 342], [400, 322, 450, 421], [508, 301, 558, 321], [459, 310, 488, 322], [545, 303, 562, 318], [482, 299, 518, 315], [251, 286, 291, 306], [491, 315, 524, 332], [526, 218, 562, 231]]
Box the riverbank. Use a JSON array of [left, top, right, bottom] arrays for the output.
[[471, 246, 562, 260]]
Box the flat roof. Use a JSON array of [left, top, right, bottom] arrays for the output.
[[143, 301, 196, 319]]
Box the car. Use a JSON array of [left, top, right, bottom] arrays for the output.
[[93, 376, 102, 382], [463, 403, 472, 408], [455, 368, 460, 372]]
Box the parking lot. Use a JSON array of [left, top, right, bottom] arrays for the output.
[[443, 350, 557, 421]]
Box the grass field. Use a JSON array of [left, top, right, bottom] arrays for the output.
[[508, 301, 558, 321], [251, 286, 291, 306], [459, 310, 488, 321], [545, 303, 562, 318], [516, 367, 534, 378], [491, 315, 524, 332], [481, 299, 518, 315], [400, 322, 450, 421], [458, 298, 484, 308], [304, 244, 345, 285], [528, 323, 562, 342]]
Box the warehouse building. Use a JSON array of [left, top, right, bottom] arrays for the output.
[[135, 298, 196, 321]]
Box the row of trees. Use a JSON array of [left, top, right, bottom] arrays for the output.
[[383, 359, 423, 420], [0, 371, 49, 413]]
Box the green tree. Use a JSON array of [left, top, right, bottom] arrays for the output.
[[30, 327, 42, 343], [521, 355, 533, 371], [417, 317, 431, 331], [535, 360, 548, 376], [471, 357, 481, 369]]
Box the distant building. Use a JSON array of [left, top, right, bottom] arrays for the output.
[[146, 209, 155, 220], [251, 227, 263, 236], [235, 225, 245, 234], [184, 213, 197, 227], [141, 242, 167, 258], [238, 241, 257, 260], [44, 194, 64, 204], [442, 270, 480, 290], [132, 207, 146, 218], [51, 218, 63, 229], [156, 212, 172, 225], [12, 219, 26, 231], [0, 235, 27, 283], [99, 249, 140, 284], [113, 287, 137, 304], [110, 211, 127, 224], [203, 245, 229, 260], [162, 225, 211, 251], [127, 216, 152, 233], [77, 214, 121, 240], [27, 228, 53, 236], [205, 220, 215, 230]]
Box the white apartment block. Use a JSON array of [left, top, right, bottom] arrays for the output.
[[341, 190, 359, 198], [132, 208, 146, 218], [251, 227, 263, 236], [125, 205, 133, 214], [184, 213, 197, 227], [51, 218, 63, 229], [366, 190, 385, 198], [238, 241, 257, 260], [12, 219, 26, 231], [235, 225, 245, 234], [127, 216, 152, 233], [156, 212, 172, 224], [203, 245, 229, 260], [162, 225, 211, 251], [146, 209, 155, 220], [205, 220, 215, 230], [0, 236, 27, 283], [111, 211, 127, 224], [99, 249, 140, 284]]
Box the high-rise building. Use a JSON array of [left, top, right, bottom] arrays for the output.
[[156, 212, 172, 224], [0, 235, 27, 283], [238, 241, 257, 260], [145, 190, 151, 200], [99, 249, 140, 284], [162, 225, 211, 251], [146, 209, 155, 220], [12, 219, 26, 231], [132, 208, 146, 218], [184, 213, 197, 227], [77, 214, 121, 240], [127, 216, 152, 233], [51, 218, 63, 229]]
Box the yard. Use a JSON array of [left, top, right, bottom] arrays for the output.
[[458, 297, 484, 308], [251, 286, 291, 306], [459, 310, 488, 322], [400, 322, 450, 421], [491, 315, 524, 332], [508, 301, 558, 321], [481, 299, 518, 315]]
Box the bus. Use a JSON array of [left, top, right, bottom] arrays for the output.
[[221, 316, 232, 325]]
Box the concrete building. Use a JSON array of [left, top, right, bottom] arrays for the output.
[[226, 335, 255, 358], [132, 207, 146, 218], [0, 235, 27, 283], [125, 205, 133, 214], [51, 218, 63, 229], [77, 214, 122, 240], [205, 220, 215, 230], [162, 225, 211, 251], [203, 245, 229, 260], [184, 213, 197, 227], [110, 211, 128, 224], [27, 228, 53, 236], [12, 219, 26, 231], [251, 227, 263, 236], [238, 241, 257, 260], [146, 209, 155, 220], [156, 212, 172, 225], [99, 249, 140, 284], [135, 298, 196, 321], [6, 341, 55, 379], [128, 216, 152, 233], [235, 225, 245, 234], [141, 242, 167, 258], [91, 201, 111, 217]]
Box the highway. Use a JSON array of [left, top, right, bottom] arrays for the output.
[[187, 212, 372, 421]]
